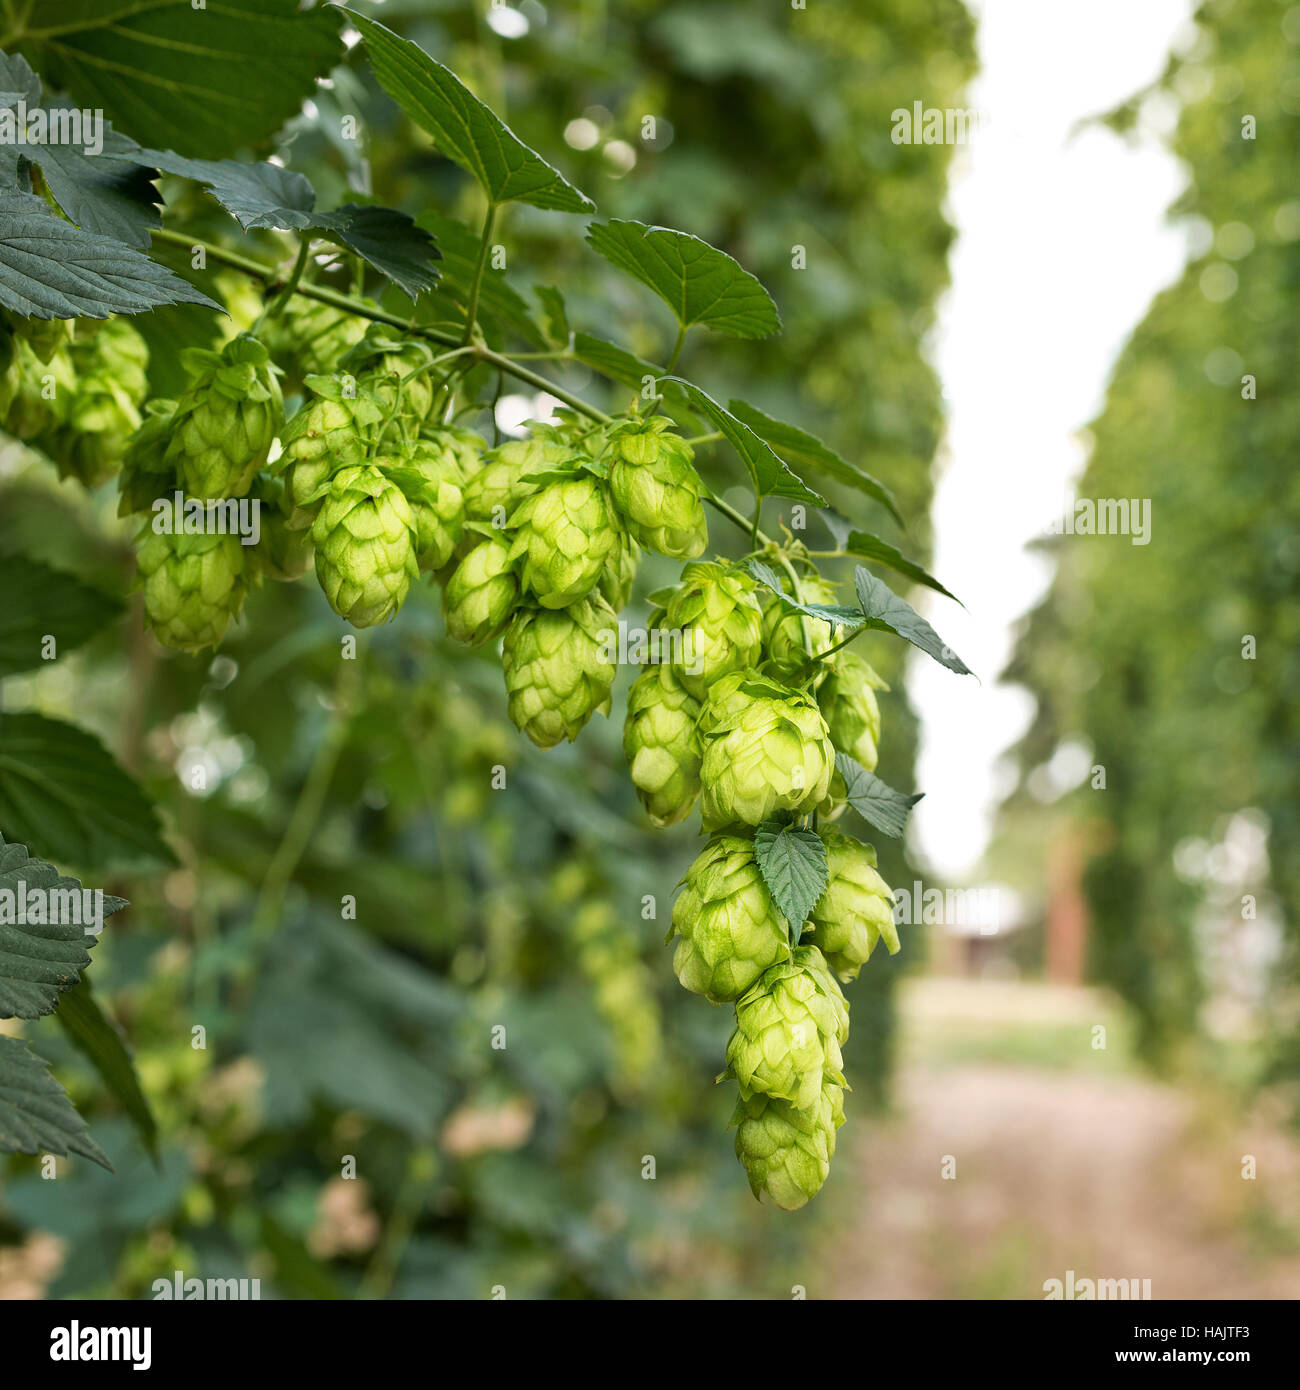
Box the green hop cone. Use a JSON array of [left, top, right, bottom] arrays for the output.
[[725, 945, 849, 1109], [807, 831, 898, 982], [502, 595, 618, 748], [167, 334, 283, 500], [668, 834, 791, 1003], [4, 337, 76, 440], [383, 439, 465, 573], [341, 327, 437, 425], [697, 672, 834, 831], [760, 576, 841, 684], [460, 436, 560, 528], [659, 561, 764, 699], [423, 425, 485, 485], [818, 650, 887, 772], [118, 400, 178, 517], [731, 1080, 846, 1211], [310, 464, 419, 627], [262, 296, 366, 382], [276, 378, 385, 530], [598, 528, 640, 611], [605, 416, 708, 559], [623, 664, 702, 827], [507, 473, 621, 609], [137, 525, 249, 652], [248, 478, 314, 582], [442, 530, 519, 646]]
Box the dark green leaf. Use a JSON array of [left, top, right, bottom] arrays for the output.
[[315, 204, 439, 299], [0, 1034, 111, 1170], [0, 831, 126, 1018], [662, 378, 824, 504], [126, 148, 316, 231], [728, 399, 902, 525], [835, 752, 923, 839], [586, 220, 779, 338], [534, 285, 569, 346], [743, 559, 861, 631], [754, 820, 829, 930], [55, 975, 158, 1162], [0, 713, 174, 869], [0, 188, 219, 318], [21, 0, 343, 160], [0, 554, 122, 677], [853, 565, 973, 676], [819, 515, 960, 603], [344, 10, 593, 213]]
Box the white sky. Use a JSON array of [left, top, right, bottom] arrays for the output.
[[909, 0, 1196, 881]]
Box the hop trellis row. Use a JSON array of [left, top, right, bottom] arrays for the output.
[[0, 18, 971, 1209]]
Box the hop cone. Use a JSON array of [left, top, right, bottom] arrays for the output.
[[167, 334, 282, 500], [385, 439, 465, 572], [341, 327, 436, 424], [725, 946, 849, 1109], [263, 297, 366, 381], [668, 835, 790, 1003], [3, 337, 76, 440], [423, 425, 485, 485], [507, 473, 621, 609], [807, 831, 898, 981], [761, 576, 840, 684], [732, 1080, 846, 1211], [659, 561, 764, 699], [311, 464, 419, 627], [818, 650, 887, 772], [442, 531, 518, 646], [623, 664, 701, 827], [248, 478, 314, 582], [137, 526, 249, 652], [117, 400, 178, 516], [697, 672, 834, 830], [605, 416, 707, 559], [48, 319, 150, 487], [276, 381, 384, 531], [460, 436, 562, 527], [502, 595, 618, 748], [598, 529, 640, 611]]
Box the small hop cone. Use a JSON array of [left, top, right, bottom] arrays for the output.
[[623, 664, 702, 827], [807, 831, 898, 981], [137, 526, 249, 652], [168, 333, 283, 500], [442, 532, 518, 646], [277, 382, 383, 530], [760, 576, 840, 684], [598, 529, 640, 611], [310, 464, 419, 627], [262, 297, 366, 381], [117, 400, 178, 517], [605, 416, 708, 559], [385, 439, 465, 572], [725, 946, 849, 1109], [460, 436, 561, 527], [502, 595, 618, 748], [46, 318, 150, 487], [4, 337, 77, 440], [507, 474, 621, 609], [668, 834, 791, 1003], [818, 650, 887, 772], [423, 425, 486, 485], [697, 672, 834, 831], [660, 561, 764, 699], [248, 478, 314, 582], [341, 327, 438, 424], [731, 1080, 846, 1211]]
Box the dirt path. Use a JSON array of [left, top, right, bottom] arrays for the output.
[[830, 1048, 1300, 1299]]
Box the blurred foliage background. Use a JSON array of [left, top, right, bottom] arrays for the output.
[[0, 0, 975, 1298]]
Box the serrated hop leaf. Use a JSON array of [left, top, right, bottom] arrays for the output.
[[697, 672, 834, 831], [310, 464, 419, 627], [459, 435, 562, 528], [43, 319, 150, 488], [442, 531, 519, 646], [248, 478, 314, 582], [668, 834, 790, 1003], [659, 561, 764, 699], [136, 525, 249, 652], [623, 664, 702, 827], [167, 333, 283, 500], [276, 384, 380, 531], [731, 1079, 846, 1211], [598, 528, 640, 611], [725, 945, 848, 1109], [342, 326, 437, 424], [502, 595, 618, 748], [386, 439, 465, 573], [605, 416, 708, 560], [2, 337, 77, 440], [760, 576, 840, 684], [817, 650, 887, 772], [807, 831, 898, 981], [507, 474, 621, 609]]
